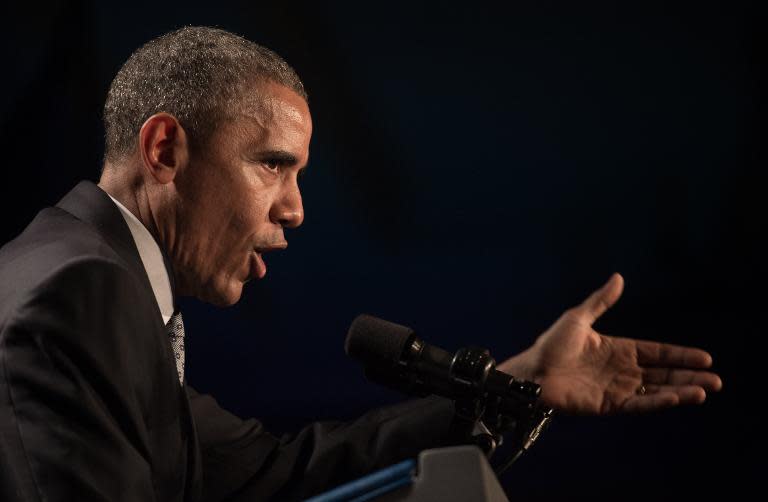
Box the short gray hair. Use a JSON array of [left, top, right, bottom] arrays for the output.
[[103, 26, 306, 161]]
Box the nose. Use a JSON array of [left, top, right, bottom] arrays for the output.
[[270, 183, 304, 229]]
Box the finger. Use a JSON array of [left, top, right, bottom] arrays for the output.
[[574, 273, 624, 324], [642, 368, 723, 392], [642, 384, 707, 405], [636, 340, 714, 369]]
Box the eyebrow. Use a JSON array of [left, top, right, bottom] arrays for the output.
[[257, 150, 299, 165]]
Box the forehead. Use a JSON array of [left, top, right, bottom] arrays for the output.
[[235, 82, 312, 151]]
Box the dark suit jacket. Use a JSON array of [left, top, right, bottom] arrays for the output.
[[0, 181, 455, 501]]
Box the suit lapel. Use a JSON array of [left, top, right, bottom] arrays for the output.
[[182, 385, 203, 500]]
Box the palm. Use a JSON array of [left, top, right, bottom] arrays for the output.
[[500, 274, 722, 415]]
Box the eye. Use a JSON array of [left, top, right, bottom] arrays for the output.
[[262, 160, 280, 173]]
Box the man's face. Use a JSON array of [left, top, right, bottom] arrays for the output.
[[167, 82, 311, 306]]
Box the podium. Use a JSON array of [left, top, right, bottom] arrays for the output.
[[305, 446, 509, 502]]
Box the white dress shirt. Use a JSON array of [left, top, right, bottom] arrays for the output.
[[108, 195, 174, 325]]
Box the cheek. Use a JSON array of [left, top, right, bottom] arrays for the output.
[[238, 173, 277, 227], [220, 191, 274, 248], [235, 199, 271, 239], [193, 161, 278, 253], [208, 167, 267, 231]]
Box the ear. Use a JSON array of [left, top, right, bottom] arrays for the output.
[[138, 113, 189, 185]]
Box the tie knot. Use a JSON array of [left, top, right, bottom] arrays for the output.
[[167, 311, 184, 336]]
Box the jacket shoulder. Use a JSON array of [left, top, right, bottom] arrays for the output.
[[0, 206, 141, 321]]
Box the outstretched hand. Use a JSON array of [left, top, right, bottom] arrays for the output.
[[498, 273, 722, 415]]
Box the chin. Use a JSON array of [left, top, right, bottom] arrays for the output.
[[200, 278, 244, 307]]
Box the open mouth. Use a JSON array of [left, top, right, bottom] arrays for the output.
[[249, 242, 288, 281]]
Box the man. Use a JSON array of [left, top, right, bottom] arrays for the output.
[[0, 26, 722, 501]]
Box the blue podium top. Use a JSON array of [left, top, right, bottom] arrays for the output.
[[304, 458, 416, 502]]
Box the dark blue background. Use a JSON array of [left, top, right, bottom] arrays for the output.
[[1, 1, 761, 499]]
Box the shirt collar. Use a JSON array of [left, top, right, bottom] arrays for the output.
[[107, 195, 175, 325]]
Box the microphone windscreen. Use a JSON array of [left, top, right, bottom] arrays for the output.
[[345, 314, 415, 367]]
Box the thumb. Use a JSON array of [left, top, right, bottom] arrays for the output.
[[576, 273, 625, 324]]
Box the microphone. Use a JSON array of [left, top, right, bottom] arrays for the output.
[[345, 314, 554, 470], [344, 314, 541, 415]]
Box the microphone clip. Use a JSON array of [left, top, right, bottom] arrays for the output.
[[446, 347, 554, 469]]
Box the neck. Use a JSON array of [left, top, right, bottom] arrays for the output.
[[98, 161, 161, 243], [99, 160, 188, 297]]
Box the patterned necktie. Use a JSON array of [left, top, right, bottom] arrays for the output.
[[166, 311, 185, 385]]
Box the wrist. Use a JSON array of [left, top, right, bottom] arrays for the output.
[[497, 346, 542, 384]]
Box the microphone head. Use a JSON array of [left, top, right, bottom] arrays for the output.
[[345, 314, 415, 367]]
